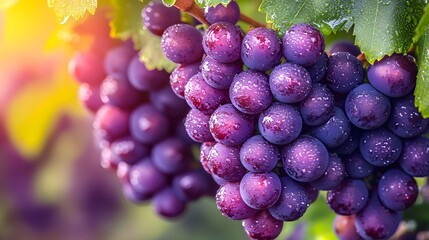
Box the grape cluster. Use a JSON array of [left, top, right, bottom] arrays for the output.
[[160, 1, 429, 239], [68, 8, 215, 219]]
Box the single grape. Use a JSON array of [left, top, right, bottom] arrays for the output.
[[93, 105, 129, 142], [203, 22, 243, 63], [153, 187, 187, 218], [302, 183, 319, 203], [332, 126, 360, 156], [201, 56, 242, 90], [299, 83, 335, 126], [161, 23, 204, 64], [152, 137, 191, 174], [111, 137, 150, 165], [69, 51, 106, 85], [129, 159, 168, 196], [122, 182, 151, 203], [305, 52, 328, 83], [184, 109, 215, 143], [359, 127, 402, 167], [326, 179, 369, 215], [345, 83, 391, 129], [104, 44, 136, 75], [209, 104, 255, 147], [204, 0, 240, 24], [230, 70, 273, 115], [310, 154, 346, 191], [149, 85, 189, 119], [100, 73, 143, 109], [127, 55, 170, 91], [333, 215, 363, 240], [173, 169, 213, 201], [242, 210, 283, 240], [330, 41, 361, 56], [142, 0, 181, 36], [310, 107, 351, 148], [282, 135, 330, 182], [78, 83, 103, 113], [282, 23, 325, 66], [200, 142, 216, 174], [129, 104, 169, 144], [170, 63, 200, 99], [343, 151, 375, 179], [216, 182, 258, 220], [240, 172, 282, 209], [398, 136, 429, 177], [241, 27, 282, 71], [240, 135, 279, 173], [269, 62, 312, 103], [326, 52, 364, 94], [367, 53, 417, 97], [208, 143, 247, 182]]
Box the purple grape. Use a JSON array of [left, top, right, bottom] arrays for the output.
[[216, 182, 258, 220], [230, 70, 273, 115], [69, 52, 106, 85], [104, 44, 136, 75], [310, 154, 346, 191], [117, 161, 131, 182], [378, 168, 418, 211], [184, 73, 229, 114], [129, 159, 168, 196], [170, 63, 200, 99], [345, 83, 391, 129], [209, 104, 255, 146], [161, 23, 204, 64], [367, 53, 417, 97], [242, 210, 283, 240], [142, 0, 181, 36], [302, 183, 319, 203], [100, 146, 120, 171], [326, 179, 369, 215], [332, 126, 360, 156], [201, 56, 242, 89], [100, 73, 143, 109], [151, 137, 191, 174], [258, 102, 302, 145], [310, 107, 351, 148], [330, 41, 361, 56], [129, 104, 169, 144], [173, 169, 213, 201], [203, 22, 243, 63], [268, 176, 310, 221], [305, 52, 328, 83], [333, 215, 363, 240], [359, 127, 402, 167], [387, 94, 428, 138], [122, 182, 151, 203], [111, 137, 150, 165], [241, 27, 282, 71], [200, 141, 216, 174], [127, 55, 170, 91], [240, 135, 279, 173], [398, 136, 429, 177], [326, 52, 364, 94], [78, 83, 103, 113], [184, 109, 214, 143], [153, 188, 187, 218], [343, 151, 375, 179], [355, 193, 402, 240], [93, 105, 129, 142], [282, 135, 329, 182], [149, 85, 189, 119], [299, 83, 335, 126], [269, 62, 312, 103], [239, 172, 282, 209], [208, 143, 247, 182], [282, 23, 325, 66], [204, 0, 240, 24]]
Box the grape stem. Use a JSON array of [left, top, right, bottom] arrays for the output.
[[357, 53, 366, 63]]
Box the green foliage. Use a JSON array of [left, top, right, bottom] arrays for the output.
[[414, 4, 429, 44], [415, 25, 429, 117], [162, 0, 177, 7], [139, 30, 176, 72], [196, 0, 232, 7]]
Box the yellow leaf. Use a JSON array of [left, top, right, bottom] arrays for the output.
[[48, 0, 97, 24]]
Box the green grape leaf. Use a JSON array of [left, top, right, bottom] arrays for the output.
[[162, 0, 176, 7], [415, 25, 429, 117], [139, 30, 176, 72], [110, 0, 145, 47], [352, 0, 425, 63], [196, 0, 231, 7], [414, 4, 429, 44], [48, 0, 97, 24]]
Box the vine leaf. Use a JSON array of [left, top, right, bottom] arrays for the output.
[[196, 0, 232, 7], [48, 0, 97, 24], [414, 4, 429, 44], [139, 30, 176, 72], [415, 25, 429, 118]]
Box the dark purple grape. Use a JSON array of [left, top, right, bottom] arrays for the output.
[[302, 183, 319, 203], [387, 94, 428, 138], [326, 179, 369, 215], [201, 56, 242, 89], [258, 102, 302, 145], [204, 0, 240, 24], [142, 0, 181, 36], [269, 62, 312, 103], [173, 169, 212, 201], [240, 172, 282, 209], [230, 70, 273, 115], [170, 63, 200, 99], [242, 210, 283, 240], [240, 135, 279, 173], [330, 41, 361, 56], [152, 137, 191, 174], [69, 52, 106, 85], [122, 182, 151, 203], [367, 54, 417, 97], [359, 127, 402, 167], [332, 126, 360, 156], [93, 105, 129, 142], [100, 73, 143, 109], [241, 27, 282, 71], [161, 23, 204, 64], [282, 135, 329, 182], [299, 83, 335, 126], [216, 182, 258, 220], [184, 109, 214, 143], [345, 83, 391, 129], [149, 85, 189, 118], [78, 83, 103, 113], [311, 107, 351, 148], [355, 193, 402, 240], [378, 168, 418, 211], [326, 52, 364, 94], [398, 136, 429, 177], [184, 73, 229, 114], [129, 104, 169, 144], [268, 176, 310, 221], [104, 44, 136, 75], [310, 154, 346, 191], [343, 151, 375, 179], [305, 52, 328, 83], [200, 142, 216, 174], [153, 187, 187, 218], [282, 23, 325, 66], [129, 159, 168, 196], [111, 137, 150, 165], [209, 104, 255, 146], [333, 215, 363, 240], [127, 55, 170, 91], [208, 143, 247, 182], [203, 22, 243, 63]]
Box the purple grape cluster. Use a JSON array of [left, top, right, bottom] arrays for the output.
[[160, 3, 428, 237]]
